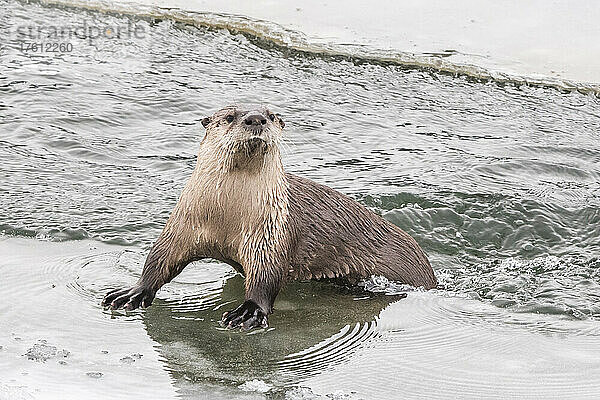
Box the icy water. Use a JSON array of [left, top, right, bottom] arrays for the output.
[[1, 0, 600, 399]]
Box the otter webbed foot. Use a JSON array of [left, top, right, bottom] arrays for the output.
[[221, 300, 268, 331], [102, 286, 155, 311]]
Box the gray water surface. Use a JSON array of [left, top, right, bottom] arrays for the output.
[[1, 1, 600, 399]]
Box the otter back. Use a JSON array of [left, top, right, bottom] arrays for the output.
[[285, 173, 436, 289]]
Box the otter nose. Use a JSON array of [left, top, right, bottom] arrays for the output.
[[244, 113, 267, 127]]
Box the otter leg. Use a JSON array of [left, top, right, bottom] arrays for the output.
[[102, 234, 193, 311], [221, 265, 282, 330]]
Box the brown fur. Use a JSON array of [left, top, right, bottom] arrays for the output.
[[104, 105, 436, 318]]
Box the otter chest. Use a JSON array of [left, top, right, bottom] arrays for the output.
[[191, 171, 288, 265]]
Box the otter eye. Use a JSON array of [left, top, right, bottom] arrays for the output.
[[226, 115, 234, 123], [269, 114, 275, 121]]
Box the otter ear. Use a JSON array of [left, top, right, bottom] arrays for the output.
[[277, 114, 285, 129], [201, 117, 211, 128]]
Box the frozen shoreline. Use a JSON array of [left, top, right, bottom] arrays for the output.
[[131, 0, 600, 85], [34, 0, 600, 95]]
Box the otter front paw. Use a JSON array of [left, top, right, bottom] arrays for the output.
[[221, 300, 268, 330], [102, 286, 155, 311]]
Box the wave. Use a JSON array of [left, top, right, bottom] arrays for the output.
[[438, 255, 600, 321], [35, 0, 600, 97]]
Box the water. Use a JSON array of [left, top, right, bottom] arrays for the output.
[[1, 0, 600, 398], [35, 0, 600, 94]]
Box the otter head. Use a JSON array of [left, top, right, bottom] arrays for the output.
[[200, 105, 285, 172]]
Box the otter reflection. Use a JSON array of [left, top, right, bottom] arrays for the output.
[[141, 275, 402, 386]]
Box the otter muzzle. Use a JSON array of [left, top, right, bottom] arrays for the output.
[[245, 137, 268, 154], [243, 112, 267, 135]]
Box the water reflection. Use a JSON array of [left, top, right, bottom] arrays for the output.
[[142, 276, 398, 387]]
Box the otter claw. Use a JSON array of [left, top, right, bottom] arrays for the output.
[[102, 286, 155, 311], [221, 300, 268, 331]]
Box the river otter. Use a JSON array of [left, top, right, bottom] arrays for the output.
[[102, 105, 436, 330]]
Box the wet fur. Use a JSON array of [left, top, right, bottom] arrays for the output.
[[107, 105, 436, 320]]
